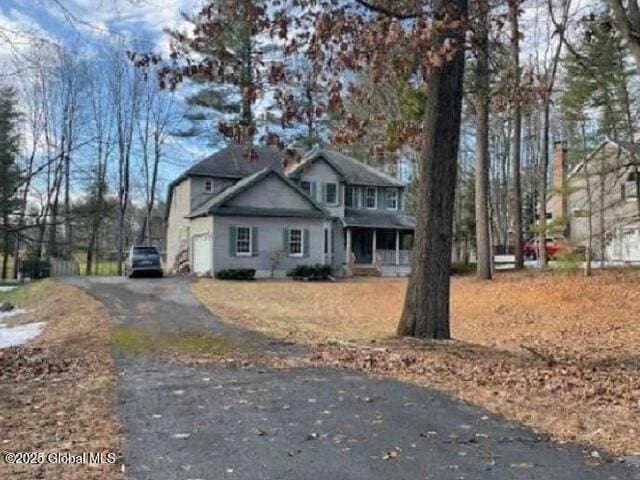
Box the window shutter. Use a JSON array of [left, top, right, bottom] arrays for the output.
[[337, 184, 343, 206], [229, 227, 236, 256], [378, 188, 385, 210], [283, 228, 289, 253], [311, 182, 317, 200], [303, 229, 310, 257], [322, 183, 328, 203], [252, 227, 258, 256]]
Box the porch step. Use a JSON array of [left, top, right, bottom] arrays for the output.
[[352, 265, 381, 277]]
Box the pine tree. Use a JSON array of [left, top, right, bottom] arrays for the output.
[[0, 86, 21, 279]]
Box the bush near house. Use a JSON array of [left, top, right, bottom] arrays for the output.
[[287, 264, 333, 281], [214, 269, 256, 280]]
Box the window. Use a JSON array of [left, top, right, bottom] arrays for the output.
[[300, 181, 312, 196], [289, 228, 303, 256], [204, 178, 214, 193], [365, 187, 377, 209], [325, 183, 338, 205], [236, 227, 251, 256], [386, 189, 398, 210], [624, 172, 639, 199], [345, 186, 355, 207]]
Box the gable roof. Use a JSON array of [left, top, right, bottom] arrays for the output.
[[187, 167, 329, 218], [566, 139, 640, 181], [287, 148, 405, 187], [186, 144, 284, 178]]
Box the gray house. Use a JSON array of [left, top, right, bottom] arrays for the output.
[[166, 145, 415, 278]]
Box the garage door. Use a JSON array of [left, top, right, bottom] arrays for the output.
[[192, 234, 212, 275]]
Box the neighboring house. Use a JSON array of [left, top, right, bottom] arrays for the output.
[[166, 145, 416, 277], [547, 140, 640, 262]]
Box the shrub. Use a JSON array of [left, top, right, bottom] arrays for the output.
[[287, 264, 333, 281], [450, 262, 476, 276], [215, 269, 256, 280]]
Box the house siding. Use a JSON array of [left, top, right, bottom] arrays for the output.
[[212, 216, 330, 278], [559, 143, 640, 260], [228, 175, 312, 210], [190, 176, 236, 211], [298, 160, 344, 217], [166, 178, 191, 271]]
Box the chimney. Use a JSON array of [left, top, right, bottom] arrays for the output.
[[550, 141, 568, 233]]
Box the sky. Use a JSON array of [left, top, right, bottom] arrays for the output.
[[0, 0, 216, 201]]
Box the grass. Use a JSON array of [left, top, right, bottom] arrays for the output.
[[111, 325, 241, 357], [192, 270, 640, 456], [0, 281, 122, 480], [0, 279, 52, 310]]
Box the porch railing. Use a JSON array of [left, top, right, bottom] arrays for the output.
[[376, 249, 412, 266]]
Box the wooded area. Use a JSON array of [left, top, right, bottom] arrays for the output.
[[2, 0, 640, 339]]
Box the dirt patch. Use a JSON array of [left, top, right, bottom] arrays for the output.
[[192, 270, 640, 456], [0, 281, 122, 480]]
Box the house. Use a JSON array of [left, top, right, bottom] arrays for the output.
[[547, 140, 640, 262], [166, 145, 416, 277]]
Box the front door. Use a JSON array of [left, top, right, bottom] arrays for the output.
[[352, 229, 373, 264]]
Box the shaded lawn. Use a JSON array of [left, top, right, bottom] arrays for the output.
[[192, 270, 640, 456]]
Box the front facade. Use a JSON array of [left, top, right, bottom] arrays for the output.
[[547, 140, 640, 263], [166, 146, 415, 278]]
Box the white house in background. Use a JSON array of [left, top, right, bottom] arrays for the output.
[[547, 140, 640, 262], [166, 145, 416, 278]]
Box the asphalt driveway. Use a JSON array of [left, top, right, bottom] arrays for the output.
[[66, 277, 638, 480]]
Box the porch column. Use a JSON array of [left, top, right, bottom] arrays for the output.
[[371, 229, 377, 265], [395, 229, 400, 265], [346, 228, 352, 272]]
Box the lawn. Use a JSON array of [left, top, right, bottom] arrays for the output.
[[0, 281, 122, 480], [192, 270, 640, 456]]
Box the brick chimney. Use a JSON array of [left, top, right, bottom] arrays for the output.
[[550, 141, 568, 233]]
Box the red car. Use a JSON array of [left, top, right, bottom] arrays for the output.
[[523, 238, 563, 260]]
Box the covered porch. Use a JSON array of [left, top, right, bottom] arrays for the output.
[[345, 227, 414, 274]]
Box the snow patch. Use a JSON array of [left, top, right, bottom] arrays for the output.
[[0, 286, 18, 293], [0, 310, 46, 349], [0, 322, 46, 349]]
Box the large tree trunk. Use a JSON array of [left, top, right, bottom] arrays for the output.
[[397, 0, 468, 339], [508, 0, 524, 269], [475, 0, 492, 280]]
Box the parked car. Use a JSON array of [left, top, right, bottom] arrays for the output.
[[125, 245, 163, 278], [523, 237, 565, 260]]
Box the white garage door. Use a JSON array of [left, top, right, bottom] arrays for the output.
[[192, 234, 212, 275], [622, 226, 640, 262]]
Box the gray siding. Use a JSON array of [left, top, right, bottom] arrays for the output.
[[212, 216, 331, 278], [228, 175, 313, 210], [298, 160, 344, 217], [190, 176, 236, 211]]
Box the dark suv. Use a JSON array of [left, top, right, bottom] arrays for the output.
[[125, 246, 163, 278]]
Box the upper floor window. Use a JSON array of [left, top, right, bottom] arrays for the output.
[[386, 189, 398, 210], [365, 187, 377, 209], [325, 183, 338, 205], [300, 181, 312, 196], [236, 226, 252, 256], [624, 172, 638, 199], [345, 186, 355, 208], [204, 178, 214, 193], [289, 228, 303, 256]]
